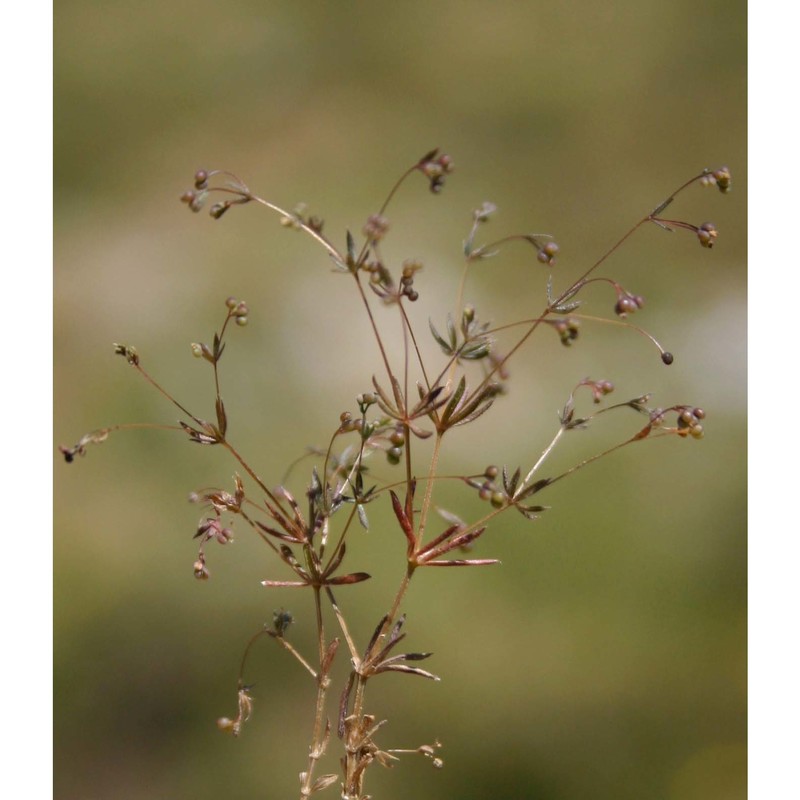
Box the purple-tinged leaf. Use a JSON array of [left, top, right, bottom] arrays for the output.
[[326, 572, 371, 585], [417, 523, 463, 557], [419, 527, 488, 562], [322, 542, 347, 578], [404, 479, 416, 527], [254, 520, 304, 544], [390, 490, 415, 554]]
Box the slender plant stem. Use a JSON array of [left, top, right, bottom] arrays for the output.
[[300, 587, 329, 799]]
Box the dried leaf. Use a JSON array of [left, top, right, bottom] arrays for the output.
[[374, 663, 440, 680], [338, 672, 355, 738], [311, 774, 339, 793], [321, 638, 339, 676], [179, 420, 219, 445]]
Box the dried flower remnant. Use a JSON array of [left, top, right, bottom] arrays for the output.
[[217, 686, 254, 738]]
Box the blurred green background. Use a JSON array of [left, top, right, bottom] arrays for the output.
[[54, 1, 746, 798]]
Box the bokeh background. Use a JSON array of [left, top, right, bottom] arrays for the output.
[[54, 2, 746, 798]]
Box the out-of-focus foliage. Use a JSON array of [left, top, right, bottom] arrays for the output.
[[55, 1, 746, 799]]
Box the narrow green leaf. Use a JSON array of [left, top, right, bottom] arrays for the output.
[[441, 376, 467, 425], [429, 319, 454, 354], [446, 314, 457, 350], [514, 477, 552, 500]]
